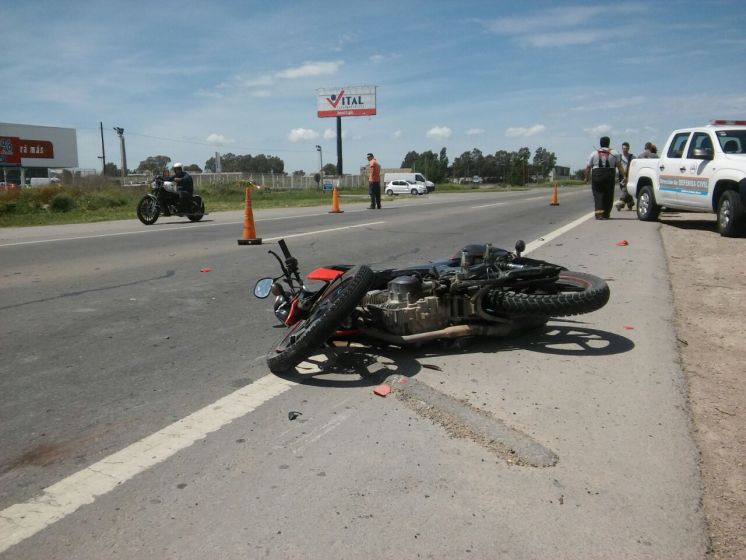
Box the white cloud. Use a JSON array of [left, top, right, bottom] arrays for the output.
[[392, 130, 402, 139], [426, 126, 452, 140], [370, 54, 385, 64], [467, 128, 486, 136], [288, 128, 319, 142], [276, 61, 343, 79], [505, 124, 546, 138], [584, 124, 613, 135], [206, 133, 235, 145], [484, 5, 642, 47], [323, 129, 347, 140]]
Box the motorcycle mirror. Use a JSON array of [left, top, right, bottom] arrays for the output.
[[254, 277, 274, 299], [515, 240, 526, 257]]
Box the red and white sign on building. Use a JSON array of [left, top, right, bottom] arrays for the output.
[[0, 123, 77, 167], [316, 86, 377, 118]]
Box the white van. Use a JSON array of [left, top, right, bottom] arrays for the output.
[[383, 172, 434, 192], [28, 177, 61, 187]]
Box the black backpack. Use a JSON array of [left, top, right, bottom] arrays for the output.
[[591, 149, 615, 184]]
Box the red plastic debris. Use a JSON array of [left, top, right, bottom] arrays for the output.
[[616, 240, 629, 246], [373, 384, 391, 397], [200, 268, 213, 272], [623, 326, 635, 330]]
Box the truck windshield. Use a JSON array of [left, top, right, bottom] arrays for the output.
[[716, 130, 746, 154]]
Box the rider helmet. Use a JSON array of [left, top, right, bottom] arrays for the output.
[[172, 162, 183, 169]]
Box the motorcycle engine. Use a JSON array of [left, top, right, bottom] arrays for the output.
[[361, 275, 450, 335]]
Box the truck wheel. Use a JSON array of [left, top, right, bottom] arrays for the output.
[[717, 190, 745, 237], [636, 186, 660, 221]]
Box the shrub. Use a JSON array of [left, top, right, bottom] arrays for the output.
[[82, 191, 129, 210], [50, 193, 77, 212]]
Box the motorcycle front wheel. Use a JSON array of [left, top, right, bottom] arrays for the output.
[[489, 271, 610, 317], [136, 195, 160, 225], [266, 265, 374, 374]]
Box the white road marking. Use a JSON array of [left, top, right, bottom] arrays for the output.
[[0, 210, 595, 553], [523, 212, 594, 254], [0, 220, 385, 248], [0, 374, 294, 554], [471, 202, 507, 208]]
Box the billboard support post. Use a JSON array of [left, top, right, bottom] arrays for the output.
[[336, 117, 343, 175]]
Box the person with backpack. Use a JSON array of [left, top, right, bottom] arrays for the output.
[[584, 136, 626, 220]]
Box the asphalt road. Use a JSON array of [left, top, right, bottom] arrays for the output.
[[0, 187, 707, 559]]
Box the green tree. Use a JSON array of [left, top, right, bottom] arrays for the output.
[[136, 155, 171, 175], [400, 151, 419, 170], [103, 162, 120, 176], [204, 153, 285, 174], [532, 147, 557, 181], [401, 149, 448, 182], [292, 170, 306, 177], [185, 164, 202, 173], [451, 150, 473, 179], [322, 163, 337, 175]]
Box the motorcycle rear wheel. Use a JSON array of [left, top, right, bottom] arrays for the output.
[[188, 197, 205, 222], [266, 265, 374, 374], [489, 271, 610, 317], [136, 195, 159, 225]]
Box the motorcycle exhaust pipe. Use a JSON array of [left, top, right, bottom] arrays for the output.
[[358, 323, 513, 344]]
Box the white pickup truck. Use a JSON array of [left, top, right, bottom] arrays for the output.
[[629, 120, 746, 236]]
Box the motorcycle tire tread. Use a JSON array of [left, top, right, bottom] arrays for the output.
[[266, 265, 374, 374], [491, 271, 610, 317], [136, 195, 159, 225]]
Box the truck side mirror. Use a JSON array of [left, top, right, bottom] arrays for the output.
[[691, 148, 713, 160]]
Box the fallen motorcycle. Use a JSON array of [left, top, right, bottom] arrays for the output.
[[136, 176, 205, 225], [254, 240, 611, 374]]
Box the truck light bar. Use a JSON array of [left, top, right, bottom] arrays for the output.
[[710, 119, 746, 125]]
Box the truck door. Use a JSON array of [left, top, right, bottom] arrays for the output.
[[657, 132, 691, 205], [675, 132, 716, 210]]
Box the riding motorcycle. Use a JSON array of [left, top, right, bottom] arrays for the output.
[[136, 176, 205, 225], [254, 239, 611, 374]]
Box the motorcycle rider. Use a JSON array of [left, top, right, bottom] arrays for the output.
[[165, 162, 193, 213]]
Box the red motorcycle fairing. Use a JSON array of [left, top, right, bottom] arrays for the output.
[[306, 267, 345, 282], [284, 298, 301, 326]]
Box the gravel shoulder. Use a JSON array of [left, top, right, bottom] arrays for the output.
[[659, 212, 745, 559]]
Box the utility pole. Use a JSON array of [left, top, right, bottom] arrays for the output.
[[114, 127, 127, 177], [98, 122, 107, 175]]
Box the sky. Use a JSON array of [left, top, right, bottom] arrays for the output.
[[3, 0, 746, 176]]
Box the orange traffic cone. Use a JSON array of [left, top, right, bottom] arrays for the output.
[[550, 183, 559, 206], [329, 185, 343, 213], [237, 185, 262, 245]]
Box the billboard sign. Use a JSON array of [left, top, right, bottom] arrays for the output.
[[317, 86, 376, 118], [0, 123, 78, 167]]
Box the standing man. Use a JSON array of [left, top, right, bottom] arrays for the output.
[[584, 136, 626, 220], [615, 142, 635, 211], [366, 152, 381, 209]]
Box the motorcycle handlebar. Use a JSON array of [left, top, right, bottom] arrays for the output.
[[278, 239, 292, 259]]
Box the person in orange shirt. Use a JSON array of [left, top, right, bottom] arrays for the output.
[[366, 152, 381, 209]]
